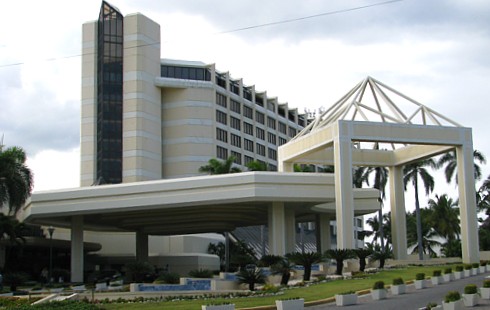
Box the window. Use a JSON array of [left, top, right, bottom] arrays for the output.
[[267, 100, 275, 112], [216, 110, 227, 125], [231, 133, 241, 148], [268, 148, 277, 160], [244, 155, 254, 165], [255, 95, 264, 107], [267, 117, 276, 130], [243, 105, 253, 119], [288, 127, 296, 138], [230, 99, 241, 113], [268, 163, 277, 171], [231, 151, 242, 165], [244, 122, 253, 135], [216, 128, 227, 143], [216, 93, 227, 108], [255, 111, 265, 124], [279, 122, 287, 134], [216, 73, 226, 88], [230, 116, 241, 131], [257, 143, 265, 156], [279, 137, 287, 146], [230, 80, 240, 95], [217, 146, 228, 159], [256, 127, 265, 140], [161, 65, 211, 81], [267, 132, 276, 145], [244, 139, 254, 152]]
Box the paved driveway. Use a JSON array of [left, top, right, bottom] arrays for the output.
[[307, 271, 490, 309]]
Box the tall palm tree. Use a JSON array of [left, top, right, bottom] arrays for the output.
[[437, 149, 486, 184], [199, 156, 242, 175], [477, 174, 490, 214], [403, 158, 436, 260], [427, 194, 460, 241], [406, 209, 441, 257], [0, 146, 33, 215]]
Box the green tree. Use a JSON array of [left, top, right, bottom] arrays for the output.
[[293, 164, 315, 172], [437, 149, 486, 184], [441, 239, 462, 258], [0, 146, 33, 215], [406, 209, 441, 257], [369, 243, 393, 268], [236, 268, 265, 291], [403, 159, 436, 260], [354, 248, 373, 272], [477, 174, 490, 214], [286, 251, 322, 281], [270, 257, 295, 286], [246, 160, 268, 171], [198, 156, 242, 175], [427, 194, 460, 241], [324, 249, 355, 275]]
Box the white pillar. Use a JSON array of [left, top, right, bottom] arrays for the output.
[[389, 165, 408, 260], [316, 214, 331, 253], [268, 202, 286, 255], [278, 161, 294, 172], [456, 142, 479, 263], [333, 122, 354, 249], [136, 230, 149, 262], [70, 216, 84, 283], [285, 208, 296, 254]]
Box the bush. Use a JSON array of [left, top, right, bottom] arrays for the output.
[[261, 283, 279, 293], [481, 261, 488, 267], [444, 267, 452, 274], [10, 300, 102, 310], [125, 261, 155, 283], [472, 263, 480, 268], [339, 290, 356, 295], [426, 302, 438, 310], [392, 277, 404, 285], [415, 273, 425, 280], [153, 272, 180, 284], [484, 279, 490, 288], [464, 264, 472, 270], [3, 272, 28, 292], [372, 281, 384, 290], [455, 265, 464, 272], [188, 269, 214, 278], [464, 284, 478, 294], [432, 270, 442, 277], [444, 291, 461, 303]]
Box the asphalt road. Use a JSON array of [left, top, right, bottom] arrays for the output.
[[307, 271, 490, 309]]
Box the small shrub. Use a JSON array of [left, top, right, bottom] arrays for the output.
[[455, 265, 464, 272], [339, 290, 356, 295], [392, 277, 404, 285], [415, 273, 425, 280], [444, 291, 461, 303], [464, 264, 472, 270], [154, 272, 180, 284], [426, 302, 438, 309], [472, 263, 480, 268], [188, 269, 214, 278], [464, 284, 478, 294], [261, 283, 279, 293], [351, 272, 368, 279], [432, 270, 442, 277], [483, 279, 490, 288], [444, 267, 452, 274], [481, 261, 488, 267], [372, 281, 384, 290]]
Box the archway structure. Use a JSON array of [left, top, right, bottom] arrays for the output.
[[278, 76, 479, 263]]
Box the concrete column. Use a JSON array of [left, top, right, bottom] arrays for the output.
[[285, 208, 296, 254], [278, 161, 294, 172], [456, 142, 480, 263], [136, 230, 149, 262], [316, 214, 331, 253], [389, 165, 408, 260], [268, 202, 286, 255], [333, 122, 354, 249], [70, 216, 84, 283]]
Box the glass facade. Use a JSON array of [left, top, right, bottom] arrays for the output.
[[96, 1, 123, 184]]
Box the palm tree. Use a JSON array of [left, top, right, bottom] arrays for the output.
[[293, 164, 314, 172], [427, 194, 460, 241], [354, 248, 373, 272], [0, 146, 33, 215], [246, 160, 268, 171], [406, 209, 441, 257], [365, 212, 392, 247], [403, 158, 436, 260], [270, 257, 295, 286], [477, 174, 490, 214], [324, 249, 355, 275], [236, 268, 266, 291], [437, 149, 486, 184], [286, 251, 322, 281], [369, 243, 393, 268], [198, 156, 242, 174]]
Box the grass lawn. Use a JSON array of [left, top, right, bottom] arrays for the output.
[[98, 264, 454, 309]]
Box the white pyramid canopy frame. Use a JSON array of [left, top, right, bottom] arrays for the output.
[[279, 76, 479, 264]]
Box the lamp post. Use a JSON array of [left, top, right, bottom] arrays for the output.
[[48, 226, 55, 284]]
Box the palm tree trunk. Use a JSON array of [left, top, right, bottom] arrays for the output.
[[414, 178, 424, 260]]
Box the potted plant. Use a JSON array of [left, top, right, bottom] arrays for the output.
[[431, 270, 442, 285], [201, 303, 235, 310], [472, 263, 479, 276], [443, 291, 462, 310], [454, 266, 463, 280], [462, 284, 478, 307], [275, 298, 304, 310], [464, 264, 472, 277], [481, 279, 490, 299], [415, 273, 426, 289], [371, 281, 387, 300], [335, 291, 358, 306], [391, 277, 406, 295], [480, 261, 487, 273], [443, 268, 452, 282], [419, 302, 442, 310]]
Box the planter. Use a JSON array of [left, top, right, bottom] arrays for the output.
[[391, 284, 406, 295], [275, 299, 304, 310], [462, 293, 478, 307], [201, 305, 235, 310], [95, 283, 107, 291], [415, 279, 426, 289], [480, 287, 490, 299], [487, 265, 490, 272], [480, 266, 486, 273], [335, 294, 358, 306], [419, 306, 442, 310], [431, 276, 442, 286], [442, 274, 452, 282], [71, 285, 86, 291], [464, 270, 471, 277], [442, 300, 463, 310], [472, 268, 479, 276], [453, 271, 462, 280], [371, 288, 387, 300], [49, 288, 63, 293]]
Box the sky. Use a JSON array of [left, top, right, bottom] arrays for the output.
[[1, 0, 489, 212]]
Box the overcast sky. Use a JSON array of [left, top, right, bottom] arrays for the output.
[[1, 0, 489, 211]]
